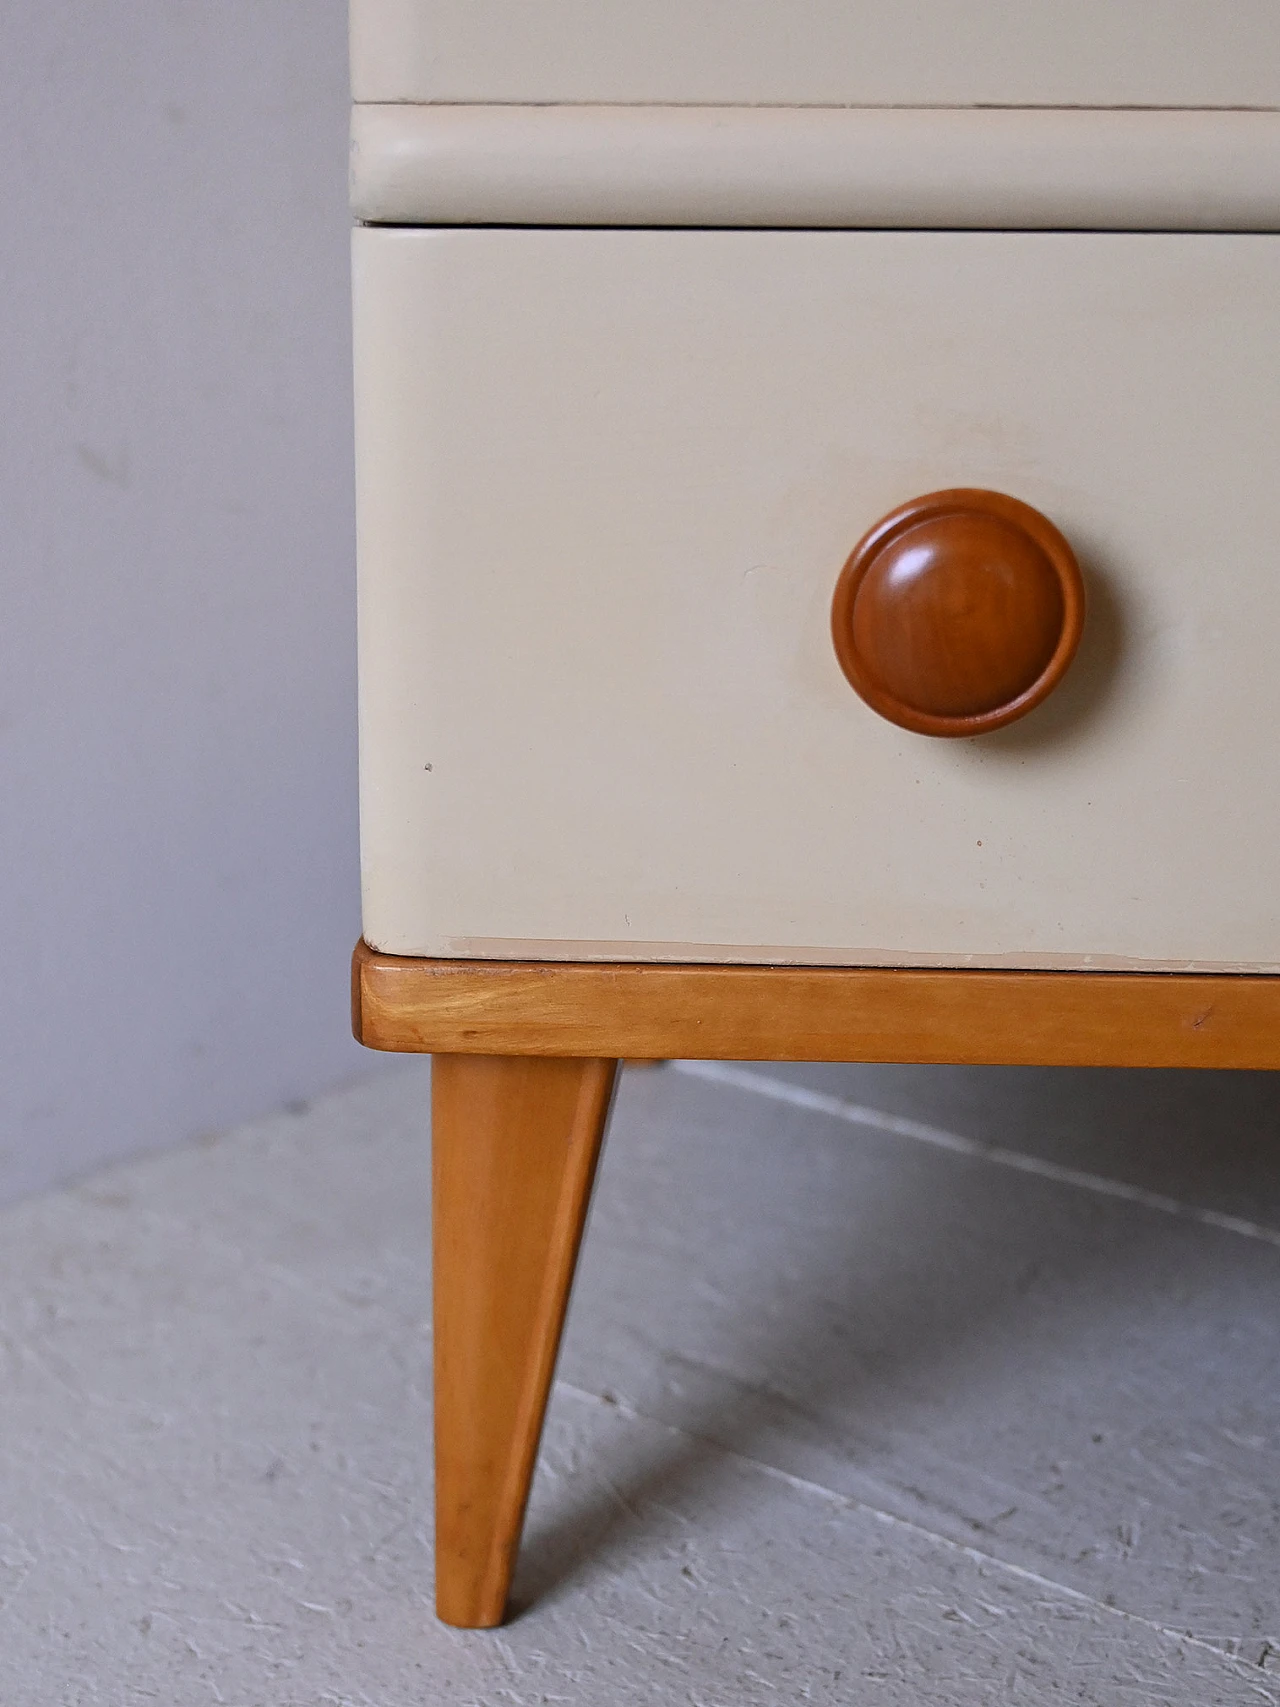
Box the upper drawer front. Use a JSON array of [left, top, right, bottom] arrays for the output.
[[354, 228, 1280, 970], [351, 0, 1280, 108]]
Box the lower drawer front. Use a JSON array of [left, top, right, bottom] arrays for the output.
[[354, 229, 1280, 969]]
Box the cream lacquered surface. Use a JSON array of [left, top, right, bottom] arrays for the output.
[[349, 105, 1280, 234], [354, 228, 1280, 971], [349, 0, 1280, 108]]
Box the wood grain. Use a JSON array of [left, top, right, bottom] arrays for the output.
[[431, 1053, 617, 1627], [355, 943, 1280, 1070]]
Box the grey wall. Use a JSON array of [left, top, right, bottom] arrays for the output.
[[0, 4, 388, 1202]]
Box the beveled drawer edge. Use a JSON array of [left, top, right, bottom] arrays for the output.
[[353, 942, 1280, 1069], [351, 104, 1280, 231]]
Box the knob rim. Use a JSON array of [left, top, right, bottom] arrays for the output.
[[830, 488, 1087, 738]]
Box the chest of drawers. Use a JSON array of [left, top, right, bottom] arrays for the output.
[[348, 0, 1280, 1627]]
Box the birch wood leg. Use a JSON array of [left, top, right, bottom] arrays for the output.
[[431, 1052, 618, 1627]]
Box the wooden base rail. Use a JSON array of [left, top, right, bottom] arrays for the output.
[[353, 942, 1280, 1628], [354, 942, 1280, 1070]]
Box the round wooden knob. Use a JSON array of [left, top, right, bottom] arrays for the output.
[[831, 489, 1086, 737]]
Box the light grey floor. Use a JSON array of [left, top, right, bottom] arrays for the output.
[[2, 1059, 1278, 1705]]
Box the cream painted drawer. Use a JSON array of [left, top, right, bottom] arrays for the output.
[[350, 0, 1280, 107], [354, 229, 1280, 971]]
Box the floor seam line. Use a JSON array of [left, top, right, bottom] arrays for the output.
[[671, 1060, 1280, 1250], [552, 1377, 1280, 1701]]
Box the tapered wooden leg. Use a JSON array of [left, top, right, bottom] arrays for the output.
[[431, 1053, 618, 1627]]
